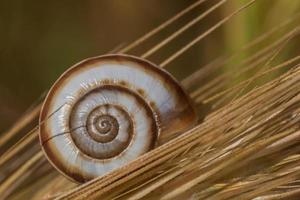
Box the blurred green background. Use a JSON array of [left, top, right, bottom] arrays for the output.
[[0, 0, 300, 132]]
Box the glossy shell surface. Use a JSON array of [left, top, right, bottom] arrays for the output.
[[39, 54, 197, 182]]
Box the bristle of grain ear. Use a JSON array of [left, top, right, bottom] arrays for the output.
[[0, 104, 41, 151], [190, 26, 300, 104], [0, 152, 44, 199], [181, 11, 300, 91], [119, 0, 208, 54]]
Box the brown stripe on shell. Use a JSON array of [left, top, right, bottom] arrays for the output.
[[68, 85, 157, 160]]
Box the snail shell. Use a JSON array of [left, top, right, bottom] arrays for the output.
[[39, 54, 198, 183]]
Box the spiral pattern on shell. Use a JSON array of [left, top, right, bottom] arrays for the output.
[[39, 54, 197, 182]]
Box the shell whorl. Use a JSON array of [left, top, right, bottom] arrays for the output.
[[39, 54, 197, 182], [68, 85, 156, 160]]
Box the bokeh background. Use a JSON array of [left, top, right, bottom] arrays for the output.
[[1, 0, 300, 132]]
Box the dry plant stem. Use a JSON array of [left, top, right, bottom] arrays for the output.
[[191, 46, 272, 100], [118, 0, 207, 54], [214, 30, 297, 108], [112, 168, 184, 200], [192, 52, 272, 101], [55, 63, 300, 199], [6, 165, 52, 199], [0, 104, 68, 169], [198, 54, 300, 105], [193, 51, 280, 103], [160, 0, 257, 67], [231, 166, 300, 200], [182, 13, 300, 90], [192, 155, 300, 199], [0, 145, 42, 199], [239, 11, 300, 52], [123, 69, 298, 198], [32, 175, 77, 200], [191, 25, 300, 100], [0, 129, 38, 168], [181, 56, 224, 89], [108, 43, 128, 54], [159, 115, 300, 199], [206, 65, 300, 124], [0, 152, 44, 200], [141, 0, 227, 59], [256, 187, 300, 200], [231, 27, 300, 102], [0, 104, 69, 197], [198, 155, 300, 199], [145, 70, 300, 199], [0, 104, 41, 150]]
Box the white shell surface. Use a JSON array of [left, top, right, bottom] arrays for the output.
[[39, 54, 197, 182]]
